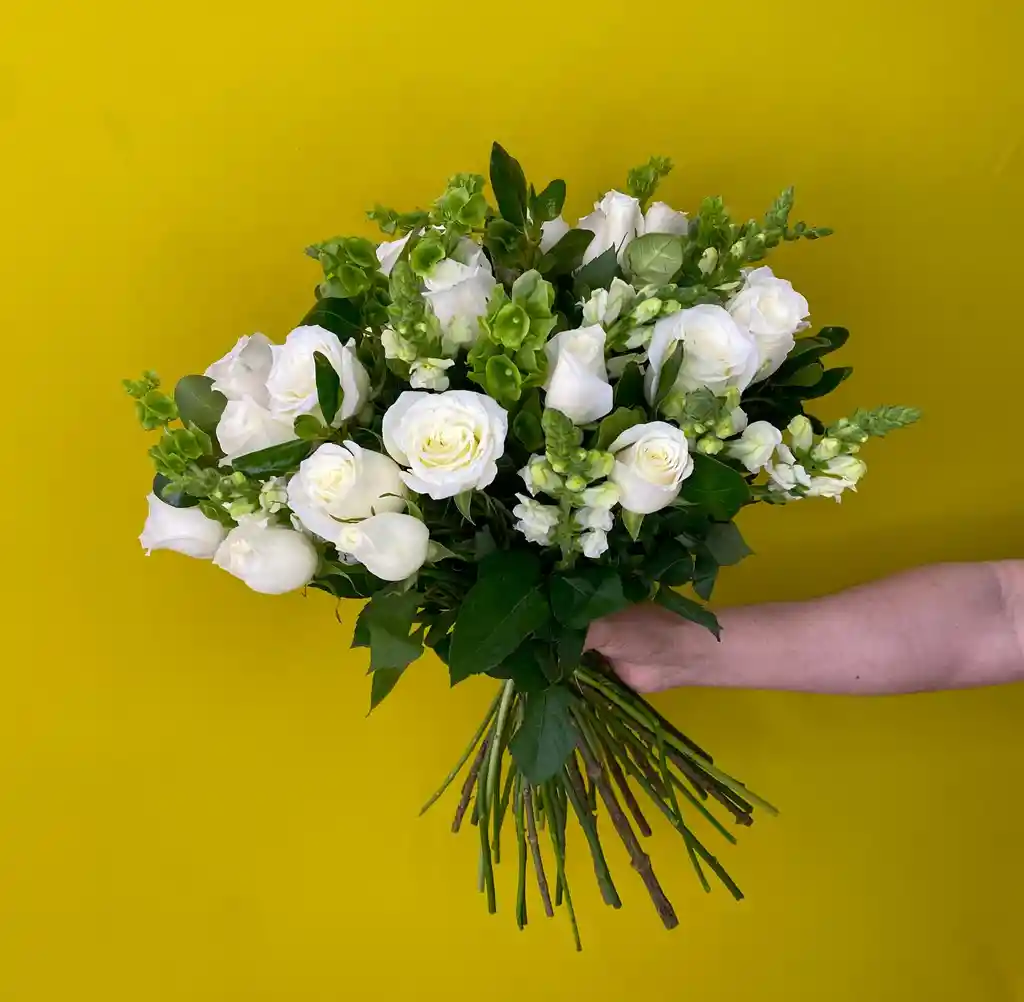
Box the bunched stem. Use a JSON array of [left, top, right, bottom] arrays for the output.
[[524, 786, 554, 918]]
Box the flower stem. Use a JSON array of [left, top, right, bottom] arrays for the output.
[[562, 755, 622, 909], [542, 781, 581, 951], [524, 786, 554, 918]]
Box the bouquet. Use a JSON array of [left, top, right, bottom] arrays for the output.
[[125, 143, 918, 948]]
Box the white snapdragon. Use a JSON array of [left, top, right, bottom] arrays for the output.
[[139, 493, 227, 559], [787, 414, 814, 453], [205, 333, 273, 405], [539, 216, 570, 253], [578, 191, 645, 266], [580, 530, 609, 559], [376, 232, 412, 276], [423, 239, 496, 352], [608, 421, 693, 514], [644, 305, 760, 402], [382, 390, 508, 499], [767, 459, 812, 496], [582, 278, 635, 327], [213, 517, 318, 594], [287, 442, 405, 543], [336, 512, 430, 581], [543, 325, 613, 425], [575, 505, 614, 531], [826, 455, 867, 484], [727, 421, 784, 473], [519, 455, 563, 497], [259, 477, 289, 515], [409, 358, 454, 391], [381, 327, 418, 363], [266, 325, 369, 424], [728, 266, 809, 379], [512, 495, 561, 545], [215, 397, 296, 464], [581, 482, 621, 509]]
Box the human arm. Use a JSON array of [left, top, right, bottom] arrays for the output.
[[585, 561, 1024, 695]]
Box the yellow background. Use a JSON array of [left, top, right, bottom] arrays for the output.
[[3, 0, 1023, 997]]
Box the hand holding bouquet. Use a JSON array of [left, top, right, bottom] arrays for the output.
[[126, 144, 917, 947]]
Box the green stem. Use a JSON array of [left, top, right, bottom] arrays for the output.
[[542, 782, 581, 951], [561, 761, 622, 909], [514, 775, 528, 930], [485, 681, 516, 816], [419, 688, 502, 815], [492, 763, 516, 863]]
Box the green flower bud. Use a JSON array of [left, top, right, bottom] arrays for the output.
[[698, 247, 719, 274], [787, 415, 814, 453], [565, 475, 587, 492], [692, 422, 707, 436], [661, 300, 682, 315], [585, 450, 614, 479], [811, 436, 842, 462], [573, 448, 588, 463], [696, 435, 724, 456], [729, 240, 746, 258], [228, 500, 256, 518], [631, 298, 663, 325], [549, 457, 568, 474]]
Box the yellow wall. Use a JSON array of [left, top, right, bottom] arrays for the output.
[[3, 0, 1023, 997]]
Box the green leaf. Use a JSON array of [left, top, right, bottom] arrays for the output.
[[643, 539, 693, 586], [538, 228, 595, 277], [703, 521, 752, 566], [490, 142, 528, 227], [153, 473, 199, 508], [573, 246, 620, 298], [849, 405, 922, 437], [454, 490, 475, 524], [654, 341, 685, 408], [613, 361, 645, 408], [622, 510, 644, 541], [313, 351, 342, 425], [692, 548, 718, 601], [369, 666, 406, 711], [358, 591, 423, 671], [174, 375, 227, 437], [231, 438, 312, 476], [800, 366, 853, 400], [299, 297, 362, 339], [509, 686, 578, 784], [595, 406, 645, 451], [489, 642, 550, 693], [555, 626, 586, 678], [550, 567, 629, 630], [819, 326, 850, 351], [512, 391, 545, 452], [782, 361, 824, 388], [625, 233, 684, 285], [680, 454, 751, 520], [448, 551, 550, 684], [294, 414, 325, 440], [531, 179, 566, 223], [654, 587, 721, 639]]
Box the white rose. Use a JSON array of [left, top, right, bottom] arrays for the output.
[[644, 304, 759, 401], [216, 397, 296, 463], [543, 325, 613, 425], [376, 232, 412, 276], [726, 421, 783, 473], [643, 201, 689, 236], [423, 239, 496, 352], [409, 357, 454, 391], [381, 327, 417, 363], [578, 190, 644, 266], [204, 333, 273, 405], [336, 512, 430, 581], [580, 529, 609, 559], [825, 455, 867, 484], [787, 414, 814, 453], [582, 278, 635, 327], [512, 494, 561, 545], [139, 493, 226, 559], [608, 421, 694, 514], [266, 325, 370, 424], [382, 390, 508, 499], [728, 266, 809, 379], [540, 216, 571, 253], [213, 518, 318, 594], [287, 442, 405, 543]]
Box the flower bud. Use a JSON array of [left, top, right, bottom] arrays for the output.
[[565, 474, 587, 492], [585, 450, 614, 479], [811, 437, 841, 462], [698, 247, 718, 274], [631, 298, 663, 324], [696, 435, 723, 455], [787, 415, 814, 453]]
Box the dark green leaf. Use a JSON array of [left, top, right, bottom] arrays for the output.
[[680, 454, 751, 520], [352, 607, 371, 648], [448, 551, 549, 683], [819, 326, 849, 350], [490, 142, 528, 227], [174, 375, 227, 437], [573, 245, 620, 298], [424, 609, 457, 650], [703, 521, 752, 566], [294, 414, 325, 440], [782, 361, 824, 388], [369, 667, 406, 711], [454, 490, 475, 524], [800, 366, 853, 400], [153, 473, 199, 508], [622, 510, 644, 541], [654, 341, 685, 408], [556, 627, 586, 678], [550, 567, 629, 630], [643, 539, 693, 586], [654, 587, 721, 639], [299, 297, 362, 339], [231, 438, 311, 476], [509, 686, 578, 784], [594, 406, 645, 451], [313, 351, 341, 425], [692, 548, 718, 601], [538, 228, 595, 277], [512, 391, 545, 451], [489, 642, 550, 693], [359, 591, 423, 671], [613, 361, 645, 408], [531, 179, 566, 222], [624, 233, 684, 285]]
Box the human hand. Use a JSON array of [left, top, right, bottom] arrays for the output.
[[585, 603, 696, 693]]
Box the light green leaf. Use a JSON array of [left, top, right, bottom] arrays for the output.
[[454, 490, 475, 523], [622, 510, 644, 541], [595, 406, 645, 451], [174, 375, 227, 437], [625, 233, 684, 285]]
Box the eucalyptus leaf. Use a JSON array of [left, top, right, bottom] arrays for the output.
[[174, 375, 227, 437], [231, 438, 312, 476], [625, 233, 684, 285], [509, 686, 578, 785]]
